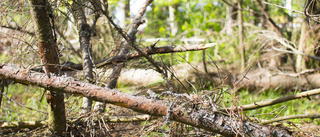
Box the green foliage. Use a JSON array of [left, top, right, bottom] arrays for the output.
[[1, 84, 47, 121], [0, 84, 82, 121], [144, 1, 225, 38]]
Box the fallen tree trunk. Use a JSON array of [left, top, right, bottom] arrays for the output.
[[0, 121, 47, 129], [235, 68, 320, 91], [0, 64, 291, 136]]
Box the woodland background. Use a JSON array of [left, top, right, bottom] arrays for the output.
[[0, 0, 320, 136]]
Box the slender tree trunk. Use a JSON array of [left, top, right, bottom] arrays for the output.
[[118, 0, 126, 28], [238, 0, 245, 72], [224, 0, 237, 35], [225, 6, 233, 35], [71, 0, 94, 114], [169, 2, 178, 67], [261, 0, 268, 28], [169, 4, 178, 36], [28, 0, 66, 135], [285, 0, 292, 16], [118, 0, 130, 28], [296, 21, 307, 72]]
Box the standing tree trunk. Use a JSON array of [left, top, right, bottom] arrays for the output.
[[71, 0, 94, 114], [28, 0, 66, 135], [224, 0, 237, 35], [118, 0, 130, 28], [169, 3, 178, 36], [285, 0, 292, 16], [238, 0, 245, 72], [168, 2, 178, 66], [296, 20, 307, 72]]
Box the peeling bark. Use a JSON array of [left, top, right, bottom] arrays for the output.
[[0, 65, 292, 136], [28, 0, 66, 135]]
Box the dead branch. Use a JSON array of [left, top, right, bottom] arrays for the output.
[[33, 43, 216, 71], [0, 91, 47, 114], [223, 88, 320, 112], [92, 0, 153, 113], [260, 114, 320, 125], [95, 43, 216, 68], [81, 114, 152, 123], [0, 121, 47, 129], [0, 25, 35, 36], [263, 2, 304, 14], [254, 0, 283, 37], [277, 67, 320, 77], [0, 64, 291, 136], [1, 115, 152, 129]]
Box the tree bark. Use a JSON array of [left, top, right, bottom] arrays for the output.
[[71, 0, 94, 114], [238, 0, 245, 72], [169, 4, 178, 36], [0, 64, 292, 136], [296, 21, 307, 72], [28, 0, 66, 135]]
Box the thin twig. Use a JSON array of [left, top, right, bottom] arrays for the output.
[[277, 67, 320, 77], [235, 67, 251, 87], [0, 91, 48, 114], [263, 2, 304, 14], [222, 88, 320, 112], [260, 114, 320, 125], [221, 0, 258, 13], [0, 25, 35, 36], [42, 43, 216, 71], [254, 0, 283, 37]]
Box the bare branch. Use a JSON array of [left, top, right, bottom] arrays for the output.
[[0, 64, 292, 136], [97, 43, 216, 67], [0, 91, 47, 114], [0, 25, 35, 36], [220, 0, 258, 13], [254, 0, 283, 37], [260, 114, 320, 125], [263, 1, 304, 14], [223, 88, 320, 112], [54, 43, 217, 71], [0, 121, 48, 129]]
